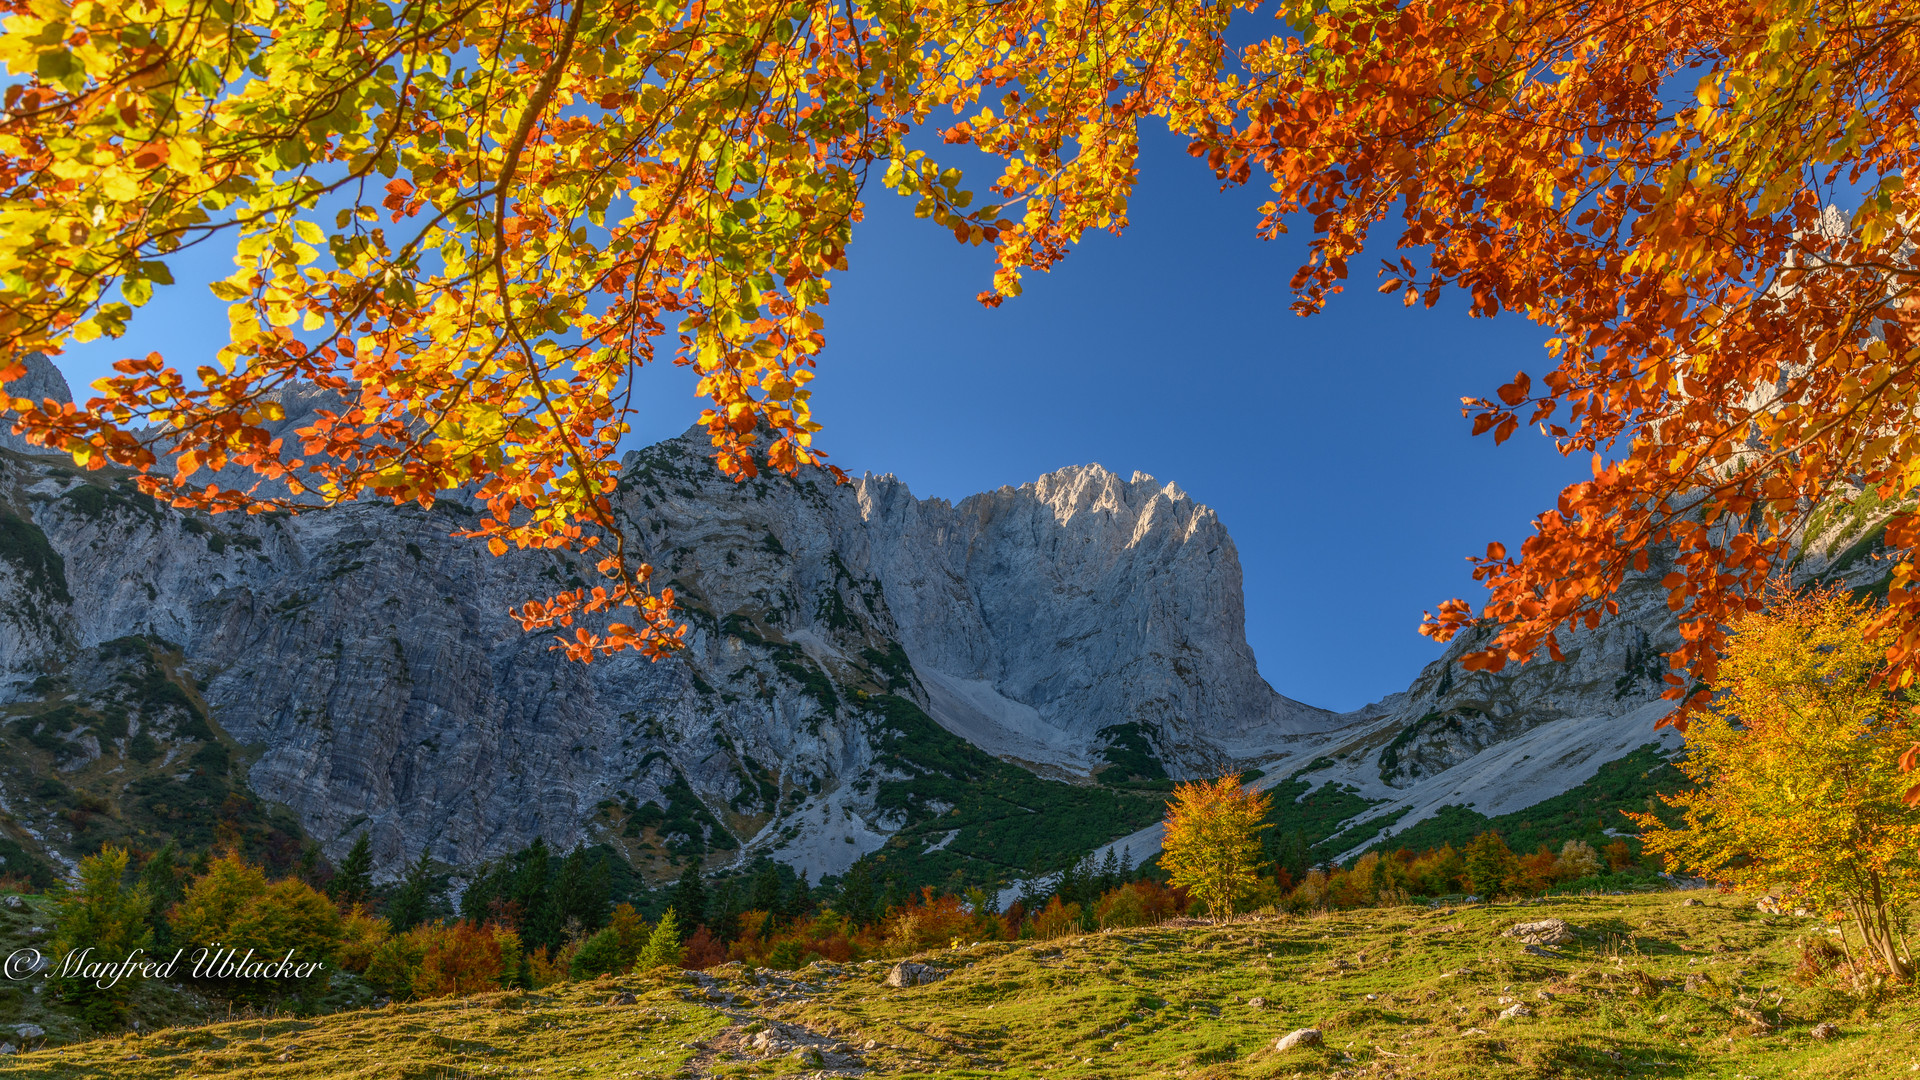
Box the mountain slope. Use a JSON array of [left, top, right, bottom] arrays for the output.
[[1, 889, 1900, 1079]]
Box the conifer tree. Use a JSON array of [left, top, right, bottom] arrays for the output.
[[1097, 848, 1121, 895], [296, 842, 322, 888], [513, 838, 559, 950], [1462, 832, 1519, 899], [669, 863, 707, 935], [553, 846, 610, 936], [837, 861, 875, 928], [460, 858, 515, 925], [749, 861, 783, 915], [784, 870, 811, 921], [329, 832, 374, 909], [635, 908, 685, 971], [709, 881, 742, 943], [385, 847, 438, 933], [137, 841, 184, 946]]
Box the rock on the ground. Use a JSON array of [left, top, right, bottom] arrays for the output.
[[1811, 1021, 1841, 1040], [11, 1025, 43, 1040], [1498, 1004, 1533, 1021], [1246, 997, 1266, 1009], [885, 962, 947, 988], [1274, 1028, 1322, 1052], [1501, 919, 1575, 946]]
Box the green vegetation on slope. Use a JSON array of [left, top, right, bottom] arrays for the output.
[[1367, 743, 1688, 859], [1253, 775, 1382, 866], [859, 695, 1169, 894], [0, 636, 313, 881]]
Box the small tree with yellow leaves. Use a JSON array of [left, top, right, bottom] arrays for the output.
[[1632, 587, 1920, 978], [1158, 774, 1272, 922]]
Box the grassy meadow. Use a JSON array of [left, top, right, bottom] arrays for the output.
[[4, 888, 1918, 1079]]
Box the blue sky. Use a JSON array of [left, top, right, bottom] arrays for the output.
[[51, 130, 1588, 713]]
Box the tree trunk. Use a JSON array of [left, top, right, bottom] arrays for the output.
[[1857, 874, 1915, 979]]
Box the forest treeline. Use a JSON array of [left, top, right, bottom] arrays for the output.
[[12, 815, 1669, 1032]]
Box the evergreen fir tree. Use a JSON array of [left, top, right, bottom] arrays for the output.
[[784, 870, 810, 920], [296, 842, 322, 888], [837, 860, 875, 927], [1056, 854, 1095, 907], [460, 858, 514, 924], [669, 862, 707, 933], [385, 847, 437, 932], [748, 861, 783, 914], [1285, 831, 1312, 883], [49, 846, 151, 1030], [1097, 848, 1121, 894], [329, 832, 374, 909], [709, 881, 742, 943], [635, 907, 685, 970], [137, 841, 185, 946], [553, 846, 610, 935], [513, 838, 559, 950]]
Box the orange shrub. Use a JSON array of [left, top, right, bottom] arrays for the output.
[[683, 926, 726, 970], [1513, 848, 1560, 895], [416, 922, 516, 998], [1032, 897, 1083, 940], [878, 888, 982, 954], [528, 944, 570, 988], [365, 920, 520, 999]]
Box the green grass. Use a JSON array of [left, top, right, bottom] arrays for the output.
[[13, 890, 1920, 1078]]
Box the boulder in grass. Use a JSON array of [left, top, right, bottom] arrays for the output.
[[1500, 919, 1575, 946], [1274, 1028, 1322, 1052], [1811, 1021, 1841, 1040], [885, 962, 946, 988]]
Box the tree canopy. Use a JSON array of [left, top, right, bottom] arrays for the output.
[[3, 0, 1918, 688]]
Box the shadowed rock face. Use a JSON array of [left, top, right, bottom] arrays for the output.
[[0, 367, 1321, 879]]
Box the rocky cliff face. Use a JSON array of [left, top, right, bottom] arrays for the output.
[[0, 362, 1324, 883], [8, 358, 1889, 890]]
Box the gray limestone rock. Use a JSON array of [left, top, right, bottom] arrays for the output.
[[1501, 919, 1575, 946], [1274, 1028, 1322, 1051], [884, 962, 946, 988]]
